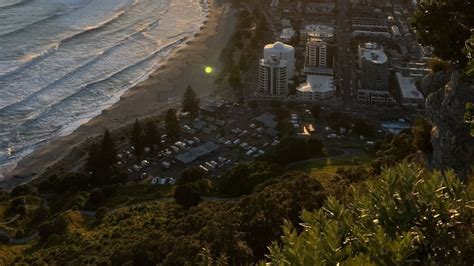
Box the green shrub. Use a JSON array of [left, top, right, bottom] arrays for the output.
[[265, 163, 474, 265]]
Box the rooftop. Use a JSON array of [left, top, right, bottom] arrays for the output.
[[302, 24, 334, 38], [254, 112, 278, 128], [279, 28, 295, 40], [360, 43, 387, 64], [297, 75, 334, 94], [175, 141, 219, 164], [260, 57, 287, 67], [396, 72, 424, 100], [264, 42, 294, 52]]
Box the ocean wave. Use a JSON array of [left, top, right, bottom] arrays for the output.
[[6, 36, 185, 134], [39, 37, 186, 114], [0, 0, 208, 173], [0, 0, 134, 80], [0, 0, 32, 9], [0, 19, 167, 114]]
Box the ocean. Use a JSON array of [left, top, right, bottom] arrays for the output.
[[0, 0, 209, 177]]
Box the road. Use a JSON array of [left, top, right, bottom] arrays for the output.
[[335, 0, 353, 105]]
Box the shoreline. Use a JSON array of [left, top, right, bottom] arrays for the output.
[[1, 0, 236, 189]]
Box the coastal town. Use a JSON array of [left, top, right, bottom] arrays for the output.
[[108, 0, 434, 184], [0, 0, 473, 264]]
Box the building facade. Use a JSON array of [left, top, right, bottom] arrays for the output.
[[395, 72, 424, 107], [357, 89, 396, 105], [359, 42, 388, 91], [263, 42, 295, 80], [258, 56, 288, 98], [303, 36, 335, 75], [296, 75, 335, 101]]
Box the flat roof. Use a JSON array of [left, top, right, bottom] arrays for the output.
[[360, 43, 387, 64], [175, 141, 219, 164], [297, 75, 334, 93], [302, 24, 334, 37], [396, 72, 424, 100], [255, 112, 278, 128], [280, 28, 295, 40]]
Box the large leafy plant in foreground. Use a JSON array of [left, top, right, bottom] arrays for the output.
[[266, 163, 473, 265]]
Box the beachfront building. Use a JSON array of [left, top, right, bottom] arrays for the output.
[[296, 75, 335, 101], [303, 36, 335, 76], [257, 56, 288, 98], [300, 24, 334, 45], [357, 43, 396, 105], [305, 2, 335, 15], [396, 72, 424, 108], [357, 89, 396, 105], [279, 28, 295, 44], [263, 42, 295, 80], [359, 43, 388, 91]]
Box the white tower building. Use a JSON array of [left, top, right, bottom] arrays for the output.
[[258, 56, 288, 97], [263, 42, 295, 80]]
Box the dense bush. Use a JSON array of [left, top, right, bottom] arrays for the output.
[[267, 137, 325, 165], [218, 161, 283, 197], [266, 163, 474, 264]]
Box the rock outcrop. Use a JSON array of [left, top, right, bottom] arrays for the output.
[[425, 70, 474, 180], [420, 71, 450, 97]]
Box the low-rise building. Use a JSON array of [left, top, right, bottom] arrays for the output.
[[305, 2, 335, 15], [396, 72, 424, 108], [296, 75, 335, 101], [279, 27, 295, 43], [300, 24, 334, 45], [357, 89, 396, 106]]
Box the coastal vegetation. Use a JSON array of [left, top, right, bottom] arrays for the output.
[[265, 163, 474, 265], [182, 85, 200, 117], [0, 0, 472, 264]]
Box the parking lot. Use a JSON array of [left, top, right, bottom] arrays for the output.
[[115, 100, 281, 184]]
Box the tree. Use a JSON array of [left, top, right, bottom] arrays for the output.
[[86, 130, 116, 175], [352, 119, 375, 137], [238, 53, 249, 73], [101, 130, 116, 166], [464, 34, 474, 76], [86, 130, 124, 187], [229, 67, 242, 91], [165, 108, 180, 140], [173, 185, 201, 209], [143, 121, 161, 150], [310, 104, 321, 119], [182, 85, 200, 116], [412, 116, 433, 154], [131, 119, 143, 159], [177, 167, 207, 185], [412, 0, 473, 66], [218, 162, 284, 197], [266, 163, 474, 265]]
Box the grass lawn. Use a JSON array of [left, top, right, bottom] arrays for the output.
[[100, 183, 174, 209], [287, 153, 375, 174]]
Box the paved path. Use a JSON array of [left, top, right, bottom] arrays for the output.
[[0, 229, 38, 245]]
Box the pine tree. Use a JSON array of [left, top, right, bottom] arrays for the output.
[[101, 129, 116, 166], [131, 119, 143, 159], [165, 108, 180, 141], [182, 85, 200, 116], [229, 67, 241, 91], [143, 121, 161, 150], [86, 130, 117, 183]]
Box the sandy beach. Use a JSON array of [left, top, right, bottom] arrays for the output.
[[1, 0, 236, 189]]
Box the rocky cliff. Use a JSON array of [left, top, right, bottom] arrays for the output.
[[425, 70, 474, 180]]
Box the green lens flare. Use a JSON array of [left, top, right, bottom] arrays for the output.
[[205, 66, 213, 74]]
